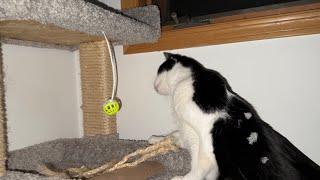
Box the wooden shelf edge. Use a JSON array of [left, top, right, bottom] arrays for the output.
[[123, 6, 320, 54]]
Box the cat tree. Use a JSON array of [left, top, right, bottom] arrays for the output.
[[0, 0, 160, 176]]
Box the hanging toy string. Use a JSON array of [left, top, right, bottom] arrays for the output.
[[101, 31, 121, 116], [102, 31, 118, 100]]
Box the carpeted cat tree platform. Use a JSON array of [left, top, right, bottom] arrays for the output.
[[0, 0, 190, 179]]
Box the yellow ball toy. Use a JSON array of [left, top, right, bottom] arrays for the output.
[[103, 98, 121, 116]]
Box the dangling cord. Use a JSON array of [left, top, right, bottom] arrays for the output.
[[102, 31, 118, 100]]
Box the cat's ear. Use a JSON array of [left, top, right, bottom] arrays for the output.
[[163, 52, 173, 59]]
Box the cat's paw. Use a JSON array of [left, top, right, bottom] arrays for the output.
[[168, 130, 187, 148], [171, 136, 185, 148], [148, 135, 165, 144], [171, 176, 184, 180]]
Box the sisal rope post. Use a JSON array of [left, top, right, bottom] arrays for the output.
[[79, 41, 117, 136], [0, 42, 7, 176]]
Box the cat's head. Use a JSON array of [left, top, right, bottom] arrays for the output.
[[154, 52, 203, 95]]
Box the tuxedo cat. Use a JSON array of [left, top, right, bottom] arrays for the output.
[[149, 52, 320, 180]]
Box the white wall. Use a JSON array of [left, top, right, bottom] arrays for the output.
[[3, 45, 82, 150], [99, 0, 121, 9], [115, 34, 320, 164]]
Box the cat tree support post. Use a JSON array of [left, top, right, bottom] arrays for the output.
[[0, 42, 7, 176], [79, 41, 117, 136]]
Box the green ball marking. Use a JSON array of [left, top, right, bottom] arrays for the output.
[[103, 100, 120, 116]]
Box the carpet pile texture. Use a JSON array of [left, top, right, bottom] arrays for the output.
[[0, 0, 160, 47], [0, 135, 190, 180]]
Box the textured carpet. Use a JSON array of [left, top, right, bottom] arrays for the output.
[[0, 135, 190, 180], [0, 0, 160, 46]]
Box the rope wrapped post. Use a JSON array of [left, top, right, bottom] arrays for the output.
[[79, 41, 117, 136], [0, 42, 7, 176]]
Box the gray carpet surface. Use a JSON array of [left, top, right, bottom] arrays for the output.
[[0, 135, 190, 180], [0, 0, 160, 45]]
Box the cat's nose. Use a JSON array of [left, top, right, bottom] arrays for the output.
[[154, 77, 159, 88], [154, 82, 160, 93]]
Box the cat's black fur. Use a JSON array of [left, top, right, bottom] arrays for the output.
[[159, 52, 320, 180]]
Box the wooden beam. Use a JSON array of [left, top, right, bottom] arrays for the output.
[[0, 20, 101, 46], [121, 0, 147, 10], [123, 3, 320, 54]]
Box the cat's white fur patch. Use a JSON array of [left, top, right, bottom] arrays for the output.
[[247, 132, 258, 145], [261, 156, 269, 164], [154, 63, 192, 95], [148, 131, 185, 148], [154, 62, 226, 180], [244, 112, 252, 119], [171, 76, 225, 180], [154, 71, 170, 95]]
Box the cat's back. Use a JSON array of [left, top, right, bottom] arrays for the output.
[[212, 94, 320, 180]]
